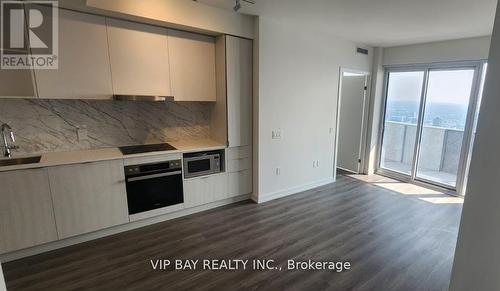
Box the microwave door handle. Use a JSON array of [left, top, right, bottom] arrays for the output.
[[127, 170, 182, 182]]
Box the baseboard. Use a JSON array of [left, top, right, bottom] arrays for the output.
[[0, 194, 251, 262], [255, 178, 335, 204]]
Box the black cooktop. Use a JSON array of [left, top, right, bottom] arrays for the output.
[[119, 143, 177, 155]]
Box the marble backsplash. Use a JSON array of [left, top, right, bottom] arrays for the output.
[[0, 99, 213, 155]]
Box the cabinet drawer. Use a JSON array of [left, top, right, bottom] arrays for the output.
[[227, 157, 251, 173], [228, 170, 252, 197], [226, 146, 252, 160], [184, 173, 228, 208]]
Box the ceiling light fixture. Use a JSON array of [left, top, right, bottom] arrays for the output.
[[234, 0, 255, 12]]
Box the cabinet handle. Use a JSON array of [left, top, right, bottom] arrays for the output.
[[127, 171, 182, 182]]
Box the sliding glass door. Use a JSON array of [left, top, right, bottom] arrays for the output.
[[416, 69, 475, 187], [380, 71, 424, 175], [378, 63, 485, 193]]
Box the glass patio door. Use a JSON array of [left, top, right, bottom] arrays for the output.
[[379, 63, 484, 193], [379, 71, 424, 175], [415, 69, 475, 188]]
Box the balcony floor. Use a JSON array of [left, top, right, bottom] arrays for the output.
[[382, 161, 457, 187]]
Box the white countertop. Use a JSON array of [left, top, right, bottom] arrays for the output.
[[0, 139, 226, 172]]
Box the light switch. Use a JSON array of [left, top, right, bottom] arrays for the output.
[[272, 129, 283, 140]]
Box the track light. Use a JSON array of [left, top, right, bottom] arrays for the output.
[[234, 0, 241, 12], [234, 0, 255, 13]]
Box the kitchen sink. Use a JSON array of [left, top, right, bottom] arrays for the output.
[[0, 156, 42, 167]]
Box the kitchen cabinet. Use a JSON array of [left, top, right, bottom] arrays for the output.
[[183, 173, 228, 208], [48, 160, 129, 239], [0, 169, 58, 253], [226, 145, 253, 197], [0, 5, 36, 99], [210, 36, 228, 145], [226, 36, 253, 147], [0, 63, 37, 98], [34, 8, 113, 99], [107, 18, 171, 97], [228, 170, 252, 198], [168, 29, 216, 101]]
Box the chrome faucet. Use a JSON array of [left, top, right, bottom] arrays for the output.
[[1, 123, 18, 158]]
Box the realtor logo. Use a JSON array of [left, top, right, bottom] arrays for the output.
[[1, 0, 58, 69]]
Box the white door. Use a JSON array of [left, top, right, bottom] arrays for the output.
[[336, 71, 368, 173]]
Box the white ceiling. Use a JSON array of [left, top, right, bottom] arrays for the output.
[[198, 0, 497, 47]]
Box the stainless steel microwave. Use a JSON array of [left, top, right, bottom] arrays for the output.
[[183, 151, 222, 178]]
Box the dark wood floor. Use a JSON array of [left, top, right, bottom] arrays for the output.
[[3, 175, 463, 291]]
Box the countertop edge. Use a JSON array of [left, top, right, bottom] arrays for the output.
[[0, 141, 227, 172]]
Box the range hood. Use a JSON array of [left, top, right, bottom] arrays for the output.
[[113, 95, 174, 102]]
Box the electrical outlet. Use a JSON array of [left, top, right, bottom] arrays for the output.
[[77, 125, 88, 142], [275, 167, 281, 176]]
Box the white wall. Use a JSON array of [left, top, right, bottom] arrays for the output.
[[60, 0, 254, 39], [449, 3, 500, 290], [253, 17, 372, 202], [383, 36, 491, 66]]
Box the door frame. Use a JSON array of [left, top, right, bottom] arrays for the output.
[[334, 67, 371, 178], [376, 61, 486, 195]]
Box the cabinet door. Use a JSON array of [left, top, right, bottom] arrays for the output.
[[48, 160, 129, 239], [209, 173, 229, 202], [34, 8, 113, 99], [183, 177, 206, 208], [226, 36, 253, 147], [0, 56, 37, 98], [168, 29, 216, 101], [184, 174, 228, 208], [107, 18, 171, 96], [228, 170, 252, 197], [0, 169, 58, 253]]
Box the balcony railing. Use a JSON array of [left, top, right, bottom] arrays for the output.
[[381, 121, 464, 186]]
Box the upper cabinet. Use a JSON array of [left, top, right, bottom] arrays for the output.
[[0, 8, 220, 101], [168, 29, 216, 102], [34, 8, 113, 99], [106, 18, 171, 97], [226, 36, 253, 147], [0, 58, 37, 98]]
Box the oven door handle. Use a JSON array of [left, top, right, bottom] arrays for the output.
[[127, 170, 182, 182]]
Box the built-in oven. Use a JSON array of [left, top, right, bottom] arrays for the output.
[[125, 159, 183, 215], [183, 150, 224, 178]]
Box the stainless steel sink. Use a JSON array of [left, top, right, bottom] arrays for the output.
[[0, 156, 42, 167]]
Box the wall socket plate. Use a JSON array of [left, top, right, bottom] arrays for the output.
[[77, 126, 88, 142], [272, 129, 283, 140]]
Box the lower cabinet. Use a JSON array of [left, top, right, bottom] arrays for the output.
[[184, 173, 228, 208], [228, 170, 252, 198], [226, 146, 253, 198], [0, 169, 58, 253], [48, 160, 129, 239]]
